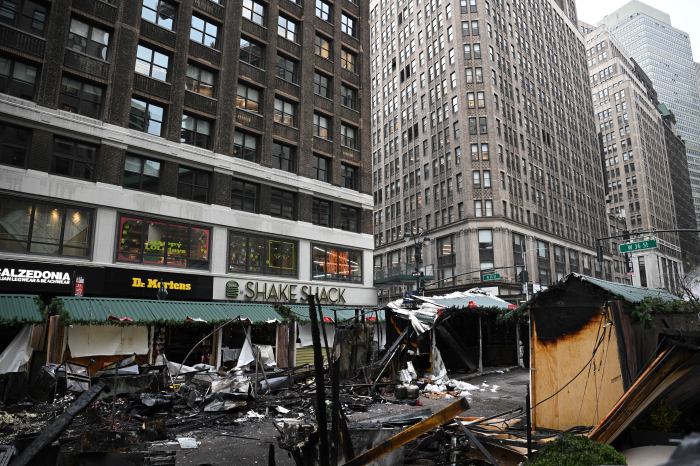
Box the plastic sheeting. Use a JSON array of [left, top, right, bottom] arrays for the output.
[[296, 323, 336, 347], [0, 325, 33, 374], [67, 325, 149, 357]]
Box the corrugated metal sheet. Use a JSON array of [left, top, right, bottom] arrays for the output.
[[56, 297, 281, 325], [416, 293, 511, 310], [577, 274, 680, 304], [0, 294, 44, 324]]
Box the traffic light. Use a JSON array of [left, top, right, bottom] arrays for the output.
[[596, 243, 604, 263], [518, 270, 529, 284]]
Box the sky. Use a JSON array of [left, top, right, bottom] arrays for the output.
[[576, 0, 700, 61]]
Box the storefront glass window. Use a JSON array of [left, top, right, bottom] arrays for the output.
[[312, 244, 362, 282], [228, 231, 297, 277], [0, 197, 92, 257], [117, 215, 210, 269]]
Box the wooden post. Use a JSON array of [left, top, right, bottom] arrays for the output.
[[309, 295, 329, 466]]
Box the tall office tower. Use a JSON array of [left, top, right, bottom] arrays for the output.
[[659, 104, 700, 272], [0, 0, 376, 306], [370, 0, 615, 304], [586, 26, 683, 290], [599, 1, 700, 225]]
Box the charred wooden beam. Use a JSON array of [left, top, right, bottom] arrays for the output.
[[342, 397, 470, 466]]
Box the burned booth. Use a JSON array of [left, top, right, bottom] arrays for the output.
[[0, 294, 45, 402], [48, 297, 282, 374], [385, 290, 519, 379], [524, 274, 700, 432]]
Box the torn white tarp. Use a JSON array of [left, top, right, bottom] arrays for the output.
[[296, 323, 336, 347], [0, 326, 33, 374], [67, 325, 148, 357], [256, 344, 276, 369], [235, 337, 255, 369], [429, 336, 448, 384]]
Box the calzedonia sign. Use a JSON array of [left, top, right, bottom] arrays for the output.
[[225, 280, 347, 304], [0, 267, 71, 285]]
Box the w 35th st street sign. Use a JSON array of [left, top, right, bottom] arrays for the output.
[[619, 238, 658, 253]]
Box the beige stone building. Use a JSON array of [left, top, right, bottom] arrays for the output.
[[370, 0, 622, 304], [585, 25, 684, 289]]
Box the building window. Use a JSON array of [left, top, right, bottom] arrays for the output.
[[123, 154, 160, 193], [229, 231, 297, 276], [0, 121, 30, 167], [312, 244, 362, 282], [190, 15, 218, 48], [58, 76, 103, 119], [484, 199, 493, 216], [483, 170, 491, 187], [233, 130, 259, 162], [341, 13, 357, 37], [276, 54, 298, 83], [313, 154, 330, 182], [314, 34, 332, 59], [341, 163, 359, 190], [117, 215, 210, 269], [186, 63, 215, 97], [135, 44, 169, 81], [141, 0, 175, 30], [277, 15, 297, 42], [51, 136, 97, 181], [569, 249, 579, 273], [273, 96, 297, 126], [340, 48, 357, 73], [341, 84, 358, 110], [271, 141, 296, 172], [177, 166, 209, 203], [242, 0, 265, 25], [0, 0, 48, 34], [472, 170, 481, 186], [554, 245, 566, 281], [236, 82, 261, 113], [68, 18, 110, 60], [269, 188, 296, 220], [481, 143, 489, 160], [513, 233, 526, 278], [315, 0, 331, 21], [181, 114, 212, 149], [231, 178, 258, 213], [341, 123, 358, 149], [0, 55, 38, 100], [313, 71, 331, 98], [537, 240, 551, 285], [129, 97, 165, 136], [339, 205, 360, 232], [314, 113, 331, 139], [0, 196, 92, 257], [239, 36, 264, 67], [478, 229, 494, 270], [312, 198, 332, 226]]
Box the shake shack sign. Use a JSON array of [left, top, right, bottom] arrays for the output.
[[226, 280, 347, 304], [0, 267, 71, 285]]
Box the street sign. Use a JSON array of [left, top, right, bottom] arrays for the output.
[[619, 238, 657, 253], [482, 272, 501, 281]]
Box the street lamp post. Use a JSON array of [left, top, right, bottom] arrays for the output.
[[405, 228, 430, 296]]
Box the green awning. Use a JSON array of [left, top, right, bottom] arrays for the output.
[[0, 294, 44, 325], [53, 297, 281, 325], [286, 304, 384, 323]]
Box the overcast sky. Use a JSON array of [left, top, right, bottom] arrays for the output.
[[576, 0, 700, 61]]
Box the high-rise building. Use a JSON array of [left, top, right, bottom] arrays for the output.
[[585, 25, 684, 290], [659, 104, 700, 272], [370, 0, 618, 303], [599, 1, 700, 225], [0, 0, 376, 306]]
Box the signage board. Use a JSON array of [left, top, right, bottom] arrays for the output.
[[619, 239, 657, 253], [482, 273, 501, 281], [0, 260, 104, 294], [103, 268, 213, 300]]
